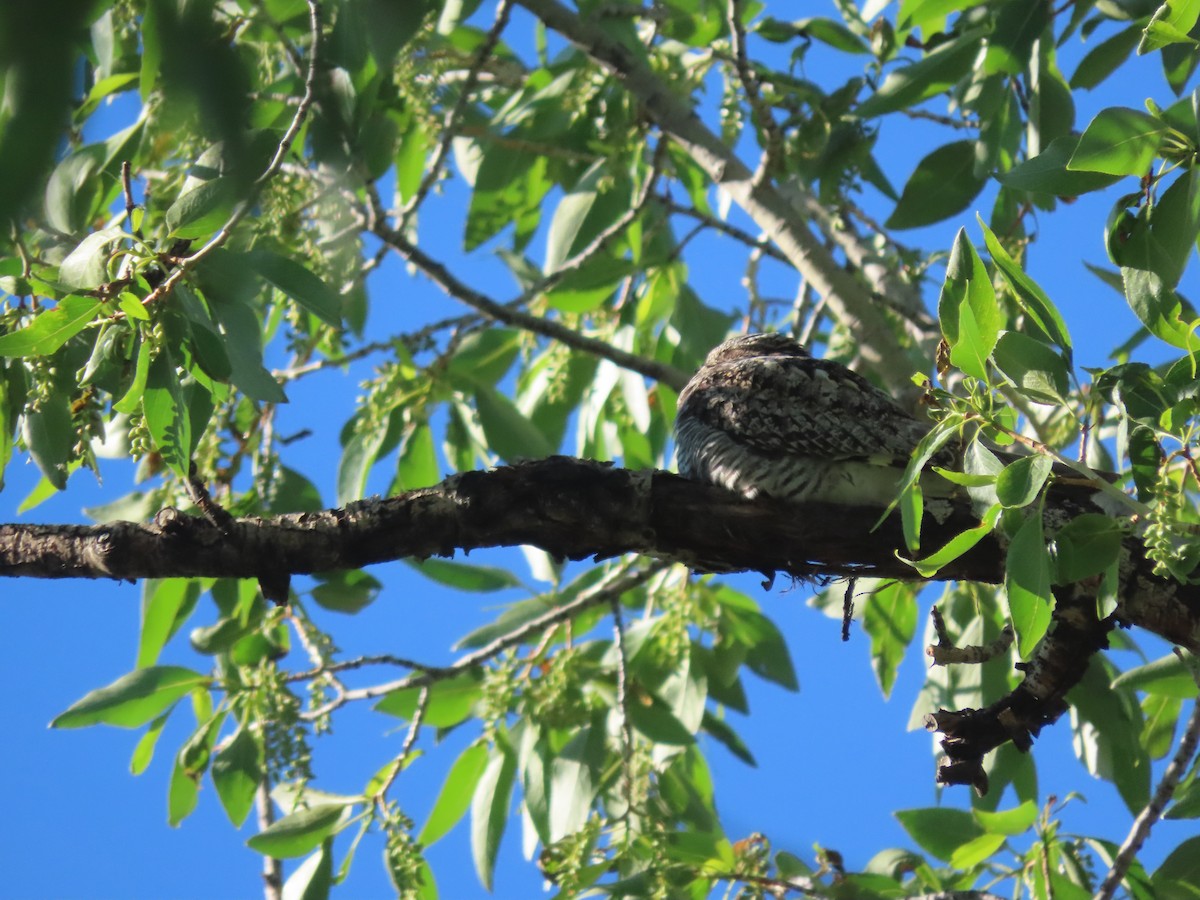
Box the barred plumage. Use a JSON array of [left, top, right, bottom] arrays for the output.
[[674, 333, 947, 505]]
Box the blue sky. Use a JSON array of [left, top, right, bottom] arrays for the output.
[[1, 4, 1197, 898]]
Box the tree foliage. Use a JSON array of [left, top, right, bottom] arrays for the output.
[[2, 0, 1200, 897]]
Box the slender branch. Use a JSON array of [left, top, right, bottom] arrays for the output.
[[1093, 653, 1200, 900], [374, 686, 429, 801], [660, 197, 791, 264], [302, 560, 668, 720], [373, 218, 690, 390], [610, 593, 635, 817], [285, 653, 448, 684], [139, 0, 321, 310], [257, 780, 283, 900], [398, 0, 514, 229], [726, 0, 783, 175]]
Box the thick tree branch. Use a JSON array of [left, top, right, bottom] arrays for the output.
[[1, 456, 1196, 649]]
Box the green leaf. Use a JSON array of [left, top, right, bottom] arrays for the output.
[[465, 146, 551, 252], [113, 334, 152, 415], [996, 455, 1052, 508], [938, 228, 1002, 380], [975, 800, 1038, 835], [1122, 267, 1200, 350], [60, 228, 127, 290], [336, 414, 388, 505], [1112, 653, 1200, 697], [887, 141, 988, 230], [396, 422, 440, 490], [130, 713, 169, 775], [418, 741, 489, 847], [1054, 514, 1125, 583], [1006, 514, 1053, 658], [548, 718, 606, 841], [283, 844, 334, 900], [898, 503, 1001, 577], [374, 670, 482, 727], [699, 711, 756, 766], [862, 581, 918, 698], [1068, 107, 1169, 175], [0, 296, 104, 358], [984, 0, 1050, 75], [246, 250, 342, 326], [1070, 658, 1151, 813], [473, 384, 555, 461], [1153, 836, 1200, 891], [949, 832, 1007, 869], [894, 807, 984, 861], [628, 692, 696, 745], [51, 666, 210, 729], [471, 742, 516, 891], [205, 291, 287, 403], [310, 569, 381, 614], [993, 331, 1071, 404], [1141, 0, 1200, 53], [446, 328, 520, 386], [137, 578, 202, 667], [247, 804, 353, 859], [212, 724, 263, 827], [545, 161, 604, 273], [795, 17, 870, 53], [1167, 781, 1200, 818], [721, 605, 799, 691], [406, 557, 523, 592], [142, 351, 192, 477], [979, 218, 1073, 355], [1071, 25, 1142, 89], [166, 176, 238, 238], [22, 391, 73, 490], [168, 744, 201, 826], [855, 30, 985, 119], [997, 136, 1122, 197]]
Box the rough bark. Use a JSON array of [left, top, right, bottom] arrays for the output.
[[0, 456, 1196, 645]]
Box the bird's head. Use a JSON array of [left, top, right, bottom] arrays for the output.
[[702, 332, 810, 367]]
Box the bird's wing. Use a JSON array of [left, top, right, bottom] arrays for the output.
[[682, 355, 936, 464]]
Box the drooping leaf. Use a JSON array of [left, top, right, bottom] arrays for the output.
[[887, 141, 988, 229], [247, 804, 354, 859], [212, 724, 264, 827], [1068, 107, 1169, 175], [418, 741, 489, 847], [0, 296, 104, 358], [471, 741, 516, 890], [1005, 513, 1054, 658], [51, 666, 210, 729]]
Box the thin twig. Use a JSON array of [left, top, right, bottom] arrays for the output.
[[1093, 657, 1200, 900], [726, 0, 782, 175], [928, 621, 1014, 666], [373, 686, 429, 801], [139, 0, 321, 311], [373, 162, 690, 390], [285, 653, 449, 684], [301, 562, 668, 720], [610, 593, 635, 818], [257, 779, 283, 900], [398, 0, 515, 229], [660, 198, 791, 264]]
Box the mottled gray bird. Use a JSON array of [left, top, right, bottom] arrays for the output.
[[674, 332, 951, 505]]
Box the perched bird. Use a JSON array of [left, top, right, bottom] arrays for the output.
[[674, 332, 951, 505]]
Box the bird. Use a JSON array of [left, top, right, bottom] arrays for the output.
[[674, 332, 952, 505]]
